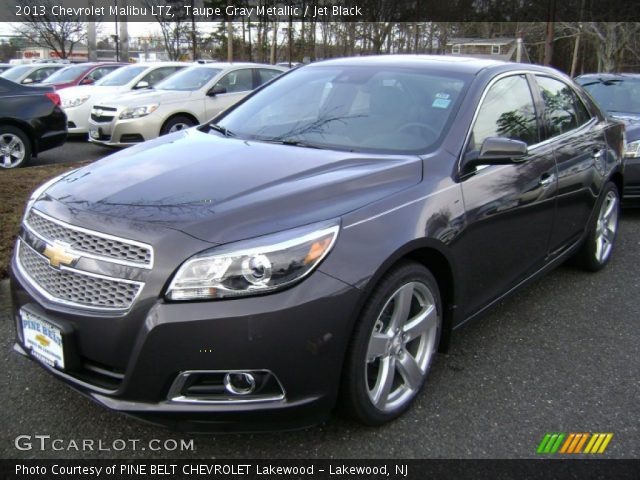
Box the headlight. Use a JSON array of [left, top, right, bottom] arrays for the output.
[[119, 104, 159, 120], [23, 170, 78, 221], [166, 221, 340, 301], [624, 139, 640, 158], [62, 95, 90, 108]]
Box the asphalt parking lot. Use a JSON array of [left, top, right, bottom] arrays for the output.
[[30, 137, 114, 167], [1, 140, 639, 459]]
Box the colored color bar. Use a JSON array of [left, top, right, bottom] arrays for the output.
[[560, 434, 575, 453], [598, 434, 613, 453], [550, 433, 565, 453], [567, 434, 582, 453], [591, 434, 606, 453], [584, 434, 598, 453], [544, 434, 559, 453], [537, 434, 552, 454], [574, 433, 589, 453]]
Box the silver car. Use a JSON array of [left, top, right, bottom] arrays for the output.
[[87, 63, 286, 147]]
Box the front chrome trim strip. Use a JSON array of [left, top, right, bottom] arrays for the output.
[[27, 209, 154, 269], [167, 370, 286, 405], [15, 239, 145, 314]]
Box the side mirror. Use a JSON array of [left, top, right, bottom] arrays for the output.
[[80, 77, 94, 85], [464, 137, 528, 170], [133, 80, 150, 90], [21, 78, 34, 84], [207, 86, 226, 97]]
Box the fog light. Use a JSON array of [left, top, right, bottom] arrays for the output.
[[224, 372, 256, 395]]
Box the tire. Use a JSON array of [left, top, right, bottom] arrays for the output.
[[160, 115, 197, 136], [0, 125, 31, 169], [572, 181, 620, 271], [341, 261, 442, 425]]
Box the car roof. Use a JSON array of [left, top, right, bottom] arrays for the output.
[[307, 55, 564, 77]]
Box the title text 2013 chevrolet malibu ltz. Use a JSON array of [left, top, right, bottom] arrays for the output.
[[10, 56, 624, 431]]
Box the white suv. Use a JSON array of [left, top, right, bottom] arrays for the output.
[[87, 63, 286, 147], [59, 62, 188, 135]]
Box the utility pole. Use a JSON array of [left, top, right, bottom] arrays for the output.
[[87, 0, 97, 61], [543, 0, 556, 66]]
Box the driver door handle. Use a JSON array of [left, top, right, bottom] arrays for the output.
[[539, 173, 555, 188]]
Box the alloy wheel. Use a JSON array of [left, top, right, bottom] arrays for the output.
[[594, 190, 618, 264], [365, 281, 440, 412], [0, 133, 25, 168], [168, 122, 191, 133]]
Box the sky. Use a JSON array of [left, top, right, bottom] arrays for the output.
[[0, 22, 166, 39]]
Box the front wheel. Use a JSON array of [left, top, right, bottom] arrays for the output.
[[341, 262, 442, 425], [573, 181, 620, 271], [160, 115, 196, 136]]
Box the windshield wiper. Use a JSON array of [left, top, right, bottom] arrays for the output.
[[260, 138, 326, 149], [208, 123, 236, 137]]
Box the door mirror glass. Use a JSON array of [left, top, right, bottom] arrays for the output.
[[207, 86, 227, 96], [21, 78, 33, 84], [134, 80, 150, 90]]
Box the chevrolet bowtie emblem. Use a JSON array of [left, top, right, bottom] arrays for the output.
[[35, 334, 50, 347], [43, 242, 78, 268]]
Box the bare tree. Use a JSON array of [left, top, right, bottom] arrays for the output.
[[143, 0, 191, 60], [13, 0, 87, 59]]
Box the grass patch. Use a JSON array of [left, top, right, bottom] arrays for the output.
[[0, 162, 89, 279]]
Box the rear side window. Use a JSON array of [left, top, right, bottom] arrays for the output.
[[535, 76, 592, 139], [257, 68, 282, 86], [468, 74, 539, 152]]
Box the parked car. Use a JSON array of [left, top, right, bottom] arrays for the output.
[[0, 63, 65, 85], [10, 56, 623, 431], [0, 77, 66, 168], [576, 73, 640, 203], [0, 63, 13, 74], [59, 62, 187, 136], [40, 62, 127, 90], [87, 63, 286, 147]]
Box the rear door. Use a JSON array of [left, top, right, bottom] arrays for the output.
[[532, 75, 606, 255], [457, 73, 558, 317]]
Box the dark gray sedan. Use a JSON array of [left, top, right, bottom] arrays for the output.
[[10, 56, 624, 431]]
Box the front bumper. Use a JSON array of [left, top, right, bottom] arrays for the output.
[[10, 257, 361, 432], [88, 113, 162, 147]]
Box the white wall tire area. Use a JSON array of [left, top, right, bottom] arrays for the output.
[[0, 125, 31, 169], [341, 261, 442, 425]]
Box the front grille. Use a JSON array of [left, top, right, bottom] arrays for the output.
[[17, 240, 142, 311], [91, 105, 117, 123], [26, 210, 152, 267]]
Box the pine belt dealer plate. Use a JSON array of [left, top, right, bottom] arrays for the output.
[[20, 308, 65, 369]]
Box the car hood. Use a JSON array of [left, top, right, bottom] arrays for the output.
[[101, 89, 192, 107], [45, 128, 422, 244]]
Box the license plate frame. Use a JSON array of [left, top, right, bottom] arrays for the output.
[[20, 308, 66, 370]]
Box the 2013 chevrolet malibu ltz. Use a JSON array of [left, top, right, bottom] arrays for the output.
[[10, 56, 624, 431]]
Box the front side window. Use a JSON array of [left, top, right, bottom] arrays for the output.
[[140, 66, 183, 87], [41, 65, 86, 83], [1, 65, 32, 81], [468, 75, 539, 152], [155, 67, 222, 91], [535, 76, 591, 139], [96, 66, 147, 86], [216, 65, 469, 154], [215, 69, 254, 93], [26, 67, 58, 83]]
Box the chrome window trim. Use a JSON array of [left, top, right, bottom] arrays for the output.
[[167, 370, 286, 405], [27, 209, 154, 269], [457, 70, 599, 176], [15, 239, 145, 313]]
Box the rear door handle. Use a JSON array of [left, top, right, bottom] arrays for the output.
[[539, 173, 555, 188]]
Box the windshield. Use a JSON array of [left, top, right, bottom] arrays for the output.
[[579, 77, 640, 114], [96, 65, 147, 86], [155, 67, 222, 91], [216, 65, 469, 154], [1, 65, 32, 81], [42, 64, 87, 83]]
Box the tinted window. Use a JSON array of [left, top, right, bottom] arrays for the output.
[[155, 67, 221, 91], [216, 65, 469, 154], [87, 66, 120, 82], [215, 69, 254, 93], [96, 66, 147, 86], [578, 77, 640, 114], [257, 68, 282, 86], [1, 65, 32, 81], [41, 64, 87, 83], [536, 76, 591, 138], [140, 66, 182, 87], [469, 75, 538, 152], [26, 67, 59, 83]]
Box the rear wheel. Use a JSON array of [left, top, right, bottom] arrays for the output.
[[0, 126, 31, 169], [341, 262, 442, 425], [160, 115, 196, 136], [573, 181, 620, 271]]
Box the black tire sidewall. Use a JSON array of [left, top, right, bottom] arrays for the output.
[[0, 125, 31, 168], [342, 261, 442, 425], [160, 116, 196, 136]]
